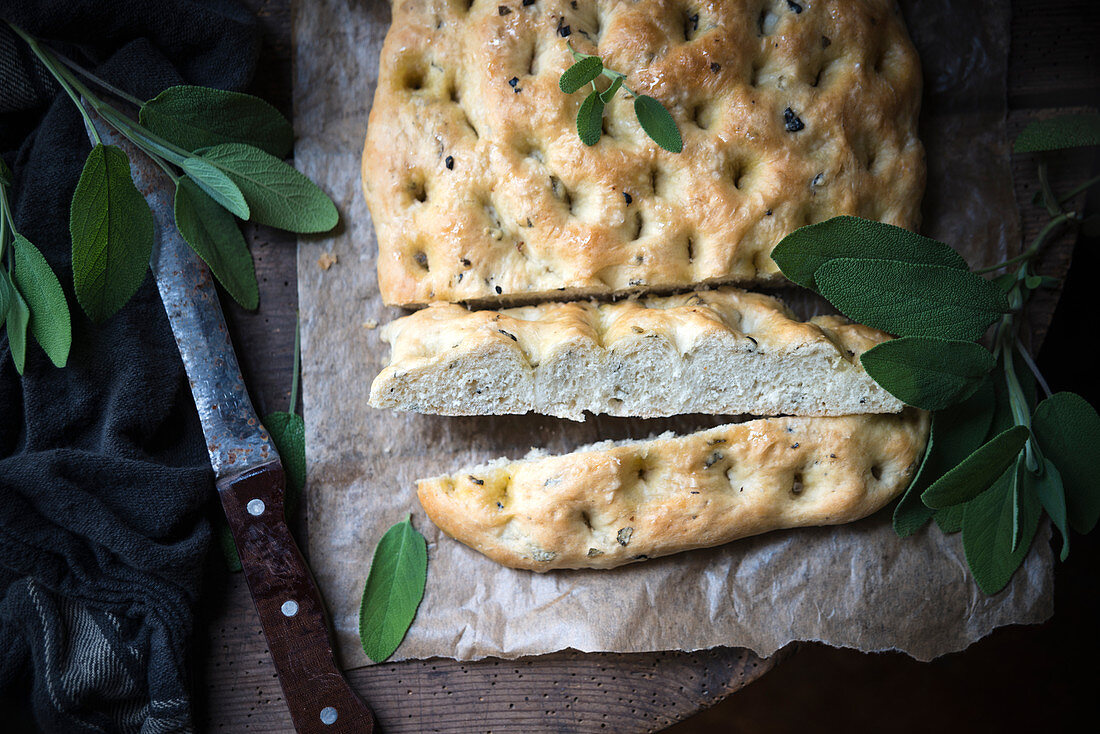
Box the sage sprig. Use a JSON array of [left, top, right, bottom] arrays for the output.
[[558, 44, 683, 154], [773, 113, 1100, 593], [4, 22, 337, 336]]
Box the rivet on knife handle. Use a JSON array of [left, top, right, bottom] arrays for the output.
[[82, 111, 376, 732]]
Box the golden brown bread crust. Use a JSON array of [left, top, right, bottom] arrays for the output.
[[363, 0, 925, 307], [417, 409, 929, 570], [370, 286, 904, 419]]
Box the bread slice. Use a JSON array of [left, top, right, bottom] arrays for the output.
[[363, 0, 924, 307], [418, 409, 929, 570], [370, 287, 904, 420]]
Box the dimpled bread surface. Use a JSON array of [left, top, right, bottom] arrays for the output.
[[417, 409, 929, 570], [363, 0, 924, 307]]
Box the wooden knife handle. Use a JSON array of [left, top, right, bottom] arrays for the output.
[[217, 462, 376, 733]]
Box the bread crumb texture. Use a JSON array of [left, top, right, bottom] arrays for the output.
[[363, 0, 924, 307], [371, 286, 904, 419], [417, 408, 929, 570]]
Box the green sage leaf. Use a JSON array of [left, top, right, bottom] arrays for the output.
[[1031, 392, 1100, 534], [5, 282, 29, 374], [180, 158, 249, 219], [197, 143, 338, 233], [264, 411, 306, 521], [921, 425, 1030, 509], [0, 157, 11, 185], [860, 338, 994, 411], [12, 234, 71, 368], [359, 516, 428, 663], [576, 90, 605, 147], [70, 144, 154, 322], [634, 94, 682, 153], [0, 272, 10, 331], [174, 177, 258, 310], [893, 376, 995, 536], [771, 216, 967, 290], [935, 504, 965, 534], [814, 259, 1008, 341], [962, 459, 1040, 595], [1030, 459, 1069, 561], [559, 56, 604, 94], [600, 76, 624, 103], [1013, 112, 1100, 153], [139, 85, 294, 158]]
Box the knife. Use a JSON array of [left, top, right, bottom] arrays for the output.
[[86, 115, 376, 733]]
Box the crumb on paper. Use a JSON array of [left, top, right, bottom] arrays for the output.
[[362, 319, 378, 330], [317, 252, 338, 270]]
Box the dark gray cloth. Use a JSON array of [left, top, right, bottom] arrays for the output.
[[0, 2, 257, 731]]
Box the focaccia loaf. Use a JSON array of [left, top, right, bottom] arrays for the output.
[[418, 409, 928, 570], [363, 0, 924, 307], [370, 287, 903, 420]]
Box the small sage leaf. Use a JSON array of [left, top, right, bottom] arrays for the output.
[[180, 158, 250, 219], [922, 425, 1030, 509], [599, 76, 624, 103], [264, 411, 306, 521], [174, 177, 259, 310], [1031, 392, 1100, 534], [962, 460, 1040, 595], [576, 90, 605, 147], [1030, 459, 1069, 561], [559, 56, 604, 94], [139, 85, 294, 157], [1013, 112, 1100, 153], [771, 216, 967, 290], [893, 376, 995, 536], [0, 157, 11, 185], [860, 338, 995, 411], [359, 516, 428, 663], [0, 271, 11, 331], [198, 143, 338, 233], [5, 279, 29, 373], [12, 234, 71, 368], [814, 258, 1008, 341], [634, 94, 682, 153], [70, 144, 154, 322]]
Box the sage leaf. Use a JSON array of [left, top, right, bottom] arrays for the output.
[[860, 338, 994, 411], [0, 157, 11, 185], [6, 282, 29, 374], [1031, 392, 1100, 534], [600, 76, 624, 103], [180, 158, 249, 219], [359, 516, 428, 663], [70, 144, 154, 322], [962, 459, 1040, 595], [634, 94, 682, 153], [264, 411, 306, 522], [935, 505, 965, 534], [771, 216, 967, 290], [814, 259, 1008, 341], [559, 56, 604, 94], [12, 234, 71, 368], [139, 85, 294, 158], [0, 271, 11, 330], [922, 425, 1030, 509], [1013, 112, 1100, 153], [576, 90, 605, 147], [197, 143, 338, 233], [1030, 459, 1069, 561], [893, 376, 995, 536], [174, 177, 259, 310]]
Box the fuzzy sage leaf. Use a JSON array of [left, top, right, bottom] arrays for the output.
[[0, 272, 11, 331], [180, 158, 249, 219], [860, 337, 995, 411], [139, 85, 294, 158], [1013, 112, 1100, 153], [1030, 459, 1069, 561], [634, 94, 682, 153], [174, 177, 259, 310], [358, 516, 428, 663], [12, 234, 71, 368], [600, 76, 624, 103], [922, 425, 1030, 509], [772, 216, 967, 290], [197, 143, 338, 233], [576, 90, 605, 147], [962, 458, 1040, 595], [814, 258, 1008, 341], [4, 279, 29, 373], [559, 56, 604, 94], [70, 144, 154, 323], [1031, 392, 1100, 534]]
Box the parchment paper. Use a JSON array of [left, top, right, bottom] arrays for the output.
[[293, 0, 1053, 669]]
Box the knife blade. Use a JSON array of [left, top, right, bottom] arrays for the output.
[[85, 114, 375, 733]]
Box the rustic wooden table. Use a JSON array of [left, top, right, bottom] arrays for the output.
[[197, 0, 1099, 731]]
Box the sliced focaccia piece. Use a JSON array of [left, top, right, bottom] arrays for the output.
[[364, 0, 924, 307], [418, 409, 928, 571], [369, 287, 903, 420]]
